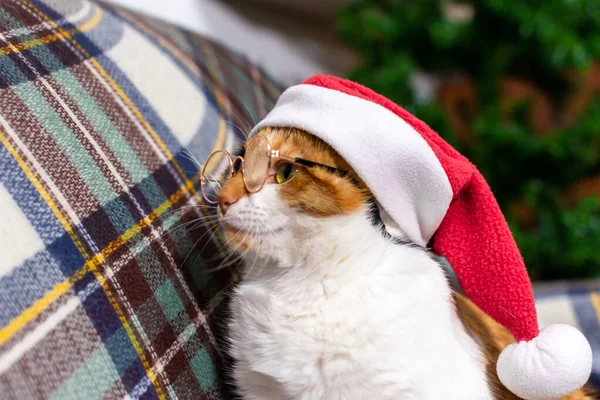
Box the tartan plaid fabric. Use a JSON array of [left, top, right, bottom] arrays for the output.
[[0, 0, 281, 398]]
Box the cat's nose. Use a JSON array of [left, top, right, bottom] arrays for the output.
[[217, 193, 237, 215]]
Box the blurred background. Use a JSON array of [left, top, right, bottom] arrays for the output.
[[106, 0, 600, 282]]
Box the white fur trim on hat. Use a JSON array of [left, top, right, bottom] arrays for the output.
[[497, 324, 593, 400], [251, 84, 453, 246]]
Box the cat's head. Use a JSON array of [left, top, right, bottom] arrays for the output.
[[215, 127, 375, 263]]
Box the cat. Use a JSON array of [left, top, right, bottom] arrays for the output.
[[215, 127, 593, 400]]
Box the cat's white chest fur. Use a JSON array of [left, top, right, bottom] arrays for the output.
[[228, 214, 493, 400]]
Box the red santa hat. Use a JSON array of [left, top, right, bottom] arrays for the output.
[[250, 74, 592, 399]]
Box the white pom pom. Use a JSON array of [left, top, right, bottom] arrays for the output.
[[497, 324, 592, 400]]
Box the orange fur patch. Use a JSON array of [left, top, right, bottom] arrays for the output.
[[217, 128, 368, 219], [265, 128, 368, 217]]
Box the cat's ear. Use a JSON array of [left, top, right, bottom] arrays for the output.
[[377, 203, 409, 242]]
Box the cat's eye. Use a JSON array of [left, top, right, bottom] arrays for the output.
[[275, 162, 298, 184]]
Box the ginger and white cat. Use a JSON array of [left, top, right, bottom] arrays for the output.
[[215, 128, 591, 400]]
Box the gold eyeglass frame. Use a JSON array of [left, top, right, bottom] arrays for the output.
[[200, 135, 346, 204]]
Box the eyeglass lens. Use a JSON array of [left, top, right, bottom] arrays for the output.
[[243, 136, 270, 193], [201, 150, 232, 204], [200, 136, 272, 204]]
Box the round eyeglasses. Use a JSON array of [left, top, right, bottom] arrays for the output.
[[200, 135, 348, 204]]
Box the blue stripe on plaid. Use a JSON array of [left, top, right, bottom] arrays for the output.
[[46, 229, 86, 278], [74, 272, 120, 341], [0, 133, 86, 288], [0, 249, 64, 326], [129, 373, 156, 400], [105, 327, 140, 375], [187, 103, 231, 170], [0, 143, 63, 244], [81, 5, 125, 53], [570, 290, 600, 386], [73, 270, 159, 399]]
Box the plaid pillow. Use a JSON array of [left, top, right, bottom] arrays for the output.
[[0, 0, 280, 398]]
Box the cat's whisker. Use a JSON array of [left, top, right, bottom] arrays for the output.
[[243, 100, 258, 127], [191, 215, 240, 263], [145, 216, 217, 247], [155, 208, 217, 225], [228, 98, 257, 133], [209, 220, 255, 272], [160, 209, 220, 228], [179, 155, 199, 170], [179, 224, 221, 269], [202, 245, 238, 263], [196, 229, 227, 260], [205, 172, 225, 191], [182, 217, 221, 237], [204, 273, 238, 310], [196, 226, 242, 263], [179, 148, 204, 169], [237, 220, 264, 277], [152, 203, 218, 233], [242, 250, 261, 279], [198, 244, 237, 274], [157, 217, 216, 240], [213, 237, 247, 269], [212, 244, 240, 273], [204, 259, 244, 309], [202, 253, 244, 274], [226, 119, 251, 140], [285, 126, 293, 141], [220, 103, 252, 137], [154, 204, 209, 221]]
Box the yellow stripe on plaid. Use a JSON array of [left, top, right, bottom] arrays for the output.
[[0, 130, 93, 342], [0, 0, 231, 351], [0, 133, 207, 400], [5, 2, 232, 397], [12, 2, 216, 397], [0, 138, 159, 399], [0, 5, 103, 56], [115, 6, 230, 164], [104, 6, 230, 241], [0, 141, 194, 346], [589, 292, 600, 321], [0, 128, 201, 400], [10, 2, 166, 397]]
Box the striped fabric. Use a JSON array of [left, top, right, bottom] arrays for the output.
[[0, 0, 280, 398]]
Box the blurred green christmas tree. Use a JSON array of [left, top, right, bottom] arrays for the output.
[[338, 0, 600, 280]]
